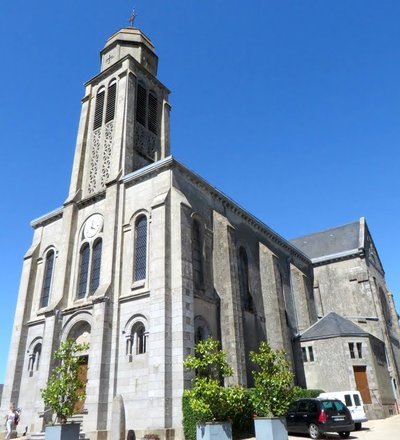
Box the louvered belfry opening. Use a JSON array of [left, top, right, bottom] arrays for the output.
[[148, 92, 158, 134], [136, 84, 147, 126], [93, 89, 105, 130], [105, 82, 117, 123]]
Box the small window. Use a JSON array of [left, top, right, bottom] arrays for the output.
[[127, 322, 148, 357], [28, 343, 42, 376], [93, 89, 105, 130], [357, 342, 363, 358], [308, 346, 314, 362], [40, 250, 55, 308], [344, 394, 352, 407], [301, 347, 307, 362], [349, 342, 355, 359], [134, 215, 147, 281]]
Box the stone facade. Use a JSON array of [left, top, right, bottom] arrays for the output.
[[0, 27, 317, 440], [292, 220, 400, 418]]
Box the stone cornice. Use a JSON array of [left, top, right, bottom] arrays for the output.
[[31, 207, 63, 229]]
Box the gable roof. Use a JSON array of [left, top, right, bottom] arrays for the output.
[[301, 312, 370, 341], [290, 220, 361, 263]]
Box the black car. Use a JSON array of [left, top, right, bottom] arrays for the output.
[[286, 398, 355, 439]]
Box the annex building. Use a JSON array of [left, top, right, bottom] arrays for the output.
[[1, 24, 399, 440]]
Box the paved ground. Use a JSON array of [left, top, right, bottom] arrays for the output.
[[287, 414, 400, 440]]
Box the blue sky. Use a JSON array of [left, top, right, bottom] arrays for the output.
[[0, 0, 399, 383]]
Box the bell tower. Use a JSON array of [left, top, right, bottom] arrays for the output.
[[68, 26, 171, 201]]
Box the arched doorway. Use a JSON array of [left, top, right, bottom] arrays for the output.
[[66, 321, 91, 413]]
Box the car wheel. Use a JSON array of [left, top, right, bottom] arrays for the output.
[[354, 422, 362, 430], [339, 432, 350, 439], [308, 423, 321, 439]]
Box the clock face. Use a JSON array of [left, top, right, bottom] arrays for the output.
[[84, 214, 103, 239]]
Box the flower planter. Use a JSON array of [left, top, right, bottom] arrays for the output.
[[45, 423, 80, 440], [196, 422, 232, 440], [254, 417, 288, 440]]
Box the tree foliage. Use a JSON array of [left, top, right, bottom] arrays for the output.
[[250, 341, 294, 417], [41, 339, 89, 424], [183, 337, 246, 423]]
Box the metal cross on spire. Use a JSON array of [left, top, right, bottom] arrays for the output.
[[128, 9, 137, 27]]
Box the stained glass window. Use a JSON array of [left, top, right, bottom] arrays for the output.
[[239, 247, 253, 311], [192, 220, 204, 289], [40, 250, 54, 308], [134, 216, 147, 281], [78, 244, 90, 299], [90, 239, 102, 294]]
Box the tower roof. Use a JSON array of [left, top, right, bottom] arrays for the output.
[[100, 27, 158, 75]]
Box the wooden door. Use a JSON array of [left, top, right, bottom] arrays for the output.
[[74, 356, 88, 413], [353, 366, 371, 404]]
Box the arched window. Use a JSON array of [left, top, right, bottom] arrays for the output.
[[127, 322, 148, 356], [40, 250, 55, 308], [105, 81, 117, 123], [238, 247, 253, 311], [192, 220, 204, 289], [78, 243, 90, 299], [93, 88, 105, 130], [134, 215, 147, 282], [90, 239, 102, 294], [28, 343, 42, 375]]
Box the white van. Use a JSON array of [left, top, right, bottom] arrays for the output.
[[318, 391, 368, 430]]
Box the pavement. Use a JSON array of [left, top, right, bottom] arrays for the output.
[[287, 414, 400, 440], [6, 415, 400, 439]]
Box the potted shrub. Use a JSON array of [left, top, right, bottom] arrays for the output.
[[249, 341, 295, 440], [41, 339, 89, 440], [183, 337, 246, 440]]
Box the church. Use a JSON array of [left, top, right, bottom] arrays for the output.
[[1, 23, 399, 440]]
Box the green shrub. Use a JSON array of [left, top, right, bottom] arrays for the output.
[[41, 339, 89, 424], [292, 387, 325, 399], [182, 394, 196, 440]]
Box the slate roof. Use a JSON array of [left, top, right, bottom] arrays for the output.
[[290, 220, 361, 262], [301, 312, 370, 342]]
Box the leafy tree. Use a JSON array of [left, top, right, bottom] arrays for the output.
[[183, 337, 246, 423], [249, 341, 294, 417], [41, 339, 89, 424]]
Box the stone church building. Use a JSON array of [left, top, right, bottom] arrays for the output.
[[0, 26, 317, 439], [1, 25, 399, 440]]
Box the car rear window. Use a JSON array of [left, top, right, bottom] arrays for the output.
[[322, 400, 346, 411], [344, 394, 352, 406], [353, 394, 361, 406]]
